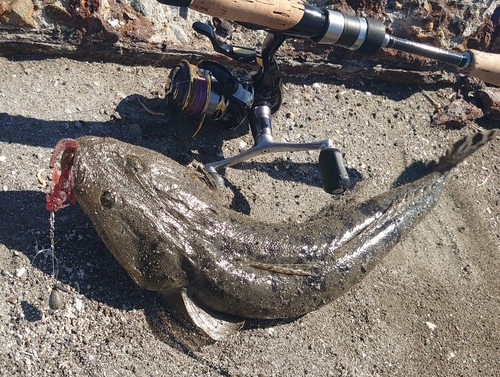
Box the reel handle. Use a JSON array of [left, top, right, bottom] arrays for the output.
[[205, 146, 351, 194], [319, 148, 350, 194]]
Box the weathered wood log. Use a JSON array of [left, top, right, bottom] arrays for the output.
[[0, 0, 498, 83]]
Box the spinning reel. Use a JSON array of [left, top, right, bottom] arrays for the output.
[[165, 22, 351, 194], [165, 59, 254, 129]]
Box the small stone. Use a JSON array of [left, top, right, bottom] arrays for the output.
[[49, 287, 63, 310], [478, 88, 500, 120], [170, 24, 189, 43], [0, 155, 6, 162], [425, 321, 437, 331], [43, 4, 75, 27], [0, 0, 36, 27], [107, 18, 120, 29], [298, 165, 309, 174], [15, 267, 26, 278], [74, 298, 84, 311], [131, 0, 157, 17], [7, 297, 18, 304]]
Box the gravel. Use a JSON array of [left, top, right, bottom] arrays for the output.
[[0, 53, 499, 377]]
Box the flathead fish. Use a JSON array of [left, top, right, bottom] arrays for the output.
[[47, 130, 497, 339]]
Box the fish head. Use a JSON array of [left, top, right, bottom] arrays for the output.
[[66, 136, 213, 292]]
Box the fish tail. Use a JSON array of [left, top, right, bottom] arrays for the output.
[[434, 130, 498, 173]]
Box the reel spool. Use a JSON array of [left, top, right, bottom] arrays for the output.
[[165, 60, 254, 129]]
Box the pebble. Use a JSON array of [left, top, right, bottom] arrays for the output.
[[0, 156, 6, 162], [131, 0, 157, 17], [15, 267, 26, 278], [74, 298, 84, 311], [169, 24, 189, 43], [49, 288, 63, 310], [6, 0, 36, 27], [107, 18, 120, 29], [285, 118, 296, 128], [425, 321, 437, 331]]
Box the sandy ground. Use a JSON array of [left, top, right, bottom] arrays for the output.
[[0, 51, 499, 377]]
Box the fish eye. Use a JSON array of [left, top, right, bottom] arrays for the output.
[[125, 155, 145, 174], [100, 190, 119, 208]]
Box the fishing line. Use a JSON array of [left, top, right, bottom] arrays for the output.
[[183, 74, 210, 117], [49, 211, 58, 279]]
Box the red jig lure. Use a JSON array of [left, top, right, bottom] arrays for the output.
[[46, 138, 80, 212]]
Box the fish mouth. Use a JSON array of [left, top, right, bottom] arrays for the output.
[[45, 138, 80, 212]]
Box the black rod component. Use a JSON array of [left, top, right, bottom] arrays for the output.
[[357, 17, 386, 55], [335, 14, 363, 49], [384, 36, 470, 68], [156, 0, 191, 6], [285, 3, 327, 39], [317, 10, 386, 55]]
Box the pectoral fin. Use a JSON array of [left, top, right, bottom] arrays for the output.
[[181, 288, 245, 340]]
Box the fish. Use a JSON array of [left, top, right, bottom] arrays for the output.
[[47, 130, 497, 340]]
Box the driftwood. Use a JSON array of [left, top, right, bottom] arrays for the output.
[[0, 29, 459, 84], [0, 0, 498, 83]]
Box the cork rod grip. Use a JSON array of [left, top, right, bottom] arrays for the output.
[[188, 0, 305, 30], [462, 50, 500, 87]]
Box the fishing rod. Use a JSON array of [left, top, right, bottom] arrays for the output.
[[159, 0, 500, 86]]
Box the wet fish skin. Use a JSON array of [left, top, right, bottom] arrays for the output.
[[68, 131, 497, 323]]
